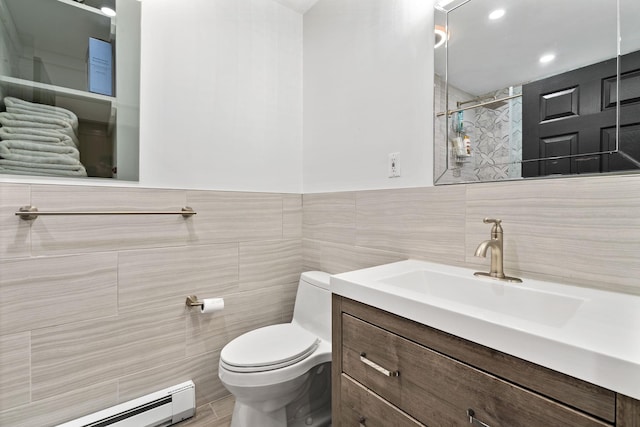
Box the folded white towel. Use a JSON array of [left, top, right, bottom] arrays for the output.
[[0, 158, 87, 172], [0, 164, 87, 177], [3, 96, 78, 125], [0, 127, 76, 147], [0, 112, 79, 147], [0, 139, 80, 161], [0, 111, 75, 129], [0, 150, 81, 166], [6, 106, 78, 132], [0, 98, 87, 178]]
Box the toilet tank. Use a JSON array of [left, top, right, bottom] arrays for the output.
[[292, 271, 332, 343]]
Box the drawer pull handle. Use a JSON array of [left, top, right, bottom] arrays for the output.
[[359, 415, 366, 426], [467, 409, 492, 427], [360, 352, 400, 377]]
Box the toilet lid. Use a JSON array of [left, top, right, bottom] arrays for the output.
[[221, 324, 320, 372]]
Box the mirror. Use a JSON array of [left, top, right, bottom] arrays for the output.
[[0, 0, 140, 180], [434, 0, 640, 184]]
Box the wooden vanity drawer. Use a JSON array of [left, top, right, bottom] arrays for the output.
[[341, 313, 612, 427], [340, 373, 425, 427]]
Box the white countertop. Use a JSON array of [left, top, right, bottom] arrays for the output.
[[331, 259, 640, 400]]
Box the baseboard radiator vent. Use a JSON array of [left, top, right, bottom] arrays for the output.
[[57, 380, 196, 427]]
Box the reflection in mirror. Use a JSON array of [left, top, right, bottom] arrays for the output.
[[434, 0, 640, 185], [0, 0, 140, 180]]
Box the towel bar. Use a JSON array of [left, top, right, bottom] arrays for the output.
[[15, 205, 196, 221]]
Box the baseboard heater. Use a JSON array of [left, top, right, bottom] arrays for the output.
[[57, 380, 195, 427]]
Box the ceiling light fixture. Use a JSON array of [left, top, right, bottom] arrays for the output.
[[488, 9, 505, 20], [539, 53, 556, 64], [101, 6, 116, 17]]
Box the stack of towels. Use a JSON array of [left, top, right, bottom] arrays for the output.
[[0, 96, 87, 177]]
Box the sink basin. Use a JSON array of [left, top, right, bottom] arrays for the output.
[[330, 259, 640, 400], [377, 269, 585, 327]]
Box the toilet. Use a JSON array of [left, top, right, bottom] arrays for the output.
[[218, 271, 332, 427]]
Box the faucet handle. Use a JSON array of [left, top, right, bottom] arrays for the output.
[[483, 218, 501, 225], [483, 218, 503, 233]]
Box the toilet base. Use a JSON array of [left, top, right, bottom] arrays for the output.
[[230, 398, 331, 427], [230, 403, 287, 427], [288, 404, 331, 427], [286, 362, 331, 427], [227, 362, 332, 427]]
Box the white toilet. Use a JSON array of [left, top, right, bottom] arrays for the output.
[[218, 271, 332, 427]]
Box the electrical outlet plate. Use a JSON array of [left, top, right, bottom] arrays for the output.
[[388, 152, 400, 178]]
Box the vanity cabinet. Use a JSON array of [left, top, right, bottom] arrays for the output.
[[332, 295, 640, 427]]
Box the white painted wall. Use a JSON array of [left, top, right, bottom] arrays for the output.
[[139, 0, 303, 192], [302, 0, 434, 193], [1, 0, 437, 194]]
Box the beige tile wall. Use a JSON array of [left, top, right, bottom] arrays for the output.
[[303, 174, 640, 296], [2, 172, 638, 426], [0, 183, 302, 426]]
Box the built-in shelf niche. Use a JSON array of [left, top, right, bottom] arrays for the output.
[[0, 0, 140, 180]]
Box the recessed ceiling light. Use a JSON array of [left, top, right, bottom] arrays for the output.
[[539, 53, 556, 64], [488, 9, 505, 20], [101, 6, 116, 17]]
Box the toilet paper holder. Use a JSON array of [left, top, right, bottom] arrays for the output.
[[185, 295, 203, 308]]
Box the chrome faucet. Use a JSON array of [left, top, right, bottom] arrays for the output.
[[474, 218, 522, 283]]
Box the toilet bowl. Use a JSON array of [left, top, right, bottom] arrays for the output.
[[218, 271, 332, 427]]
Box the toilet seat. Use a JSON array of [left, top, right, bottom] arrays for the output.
[[220, 324, 320, 373]]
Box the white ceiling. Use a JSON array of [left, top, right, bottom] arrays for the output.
[[436, 0, 640, 96], [437, 0, 611, 95], [272, 0, 320, 14]]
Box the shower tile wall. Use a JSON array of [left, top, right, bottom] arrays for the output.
[[473, 87, 522, 181], [434, 76, 523, 183], [0, 183, 302, 427], [434, 75, 478, 183]]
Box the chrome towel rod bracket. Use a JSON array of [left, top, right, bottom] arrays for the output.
[[15, 205, 196, 221]]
